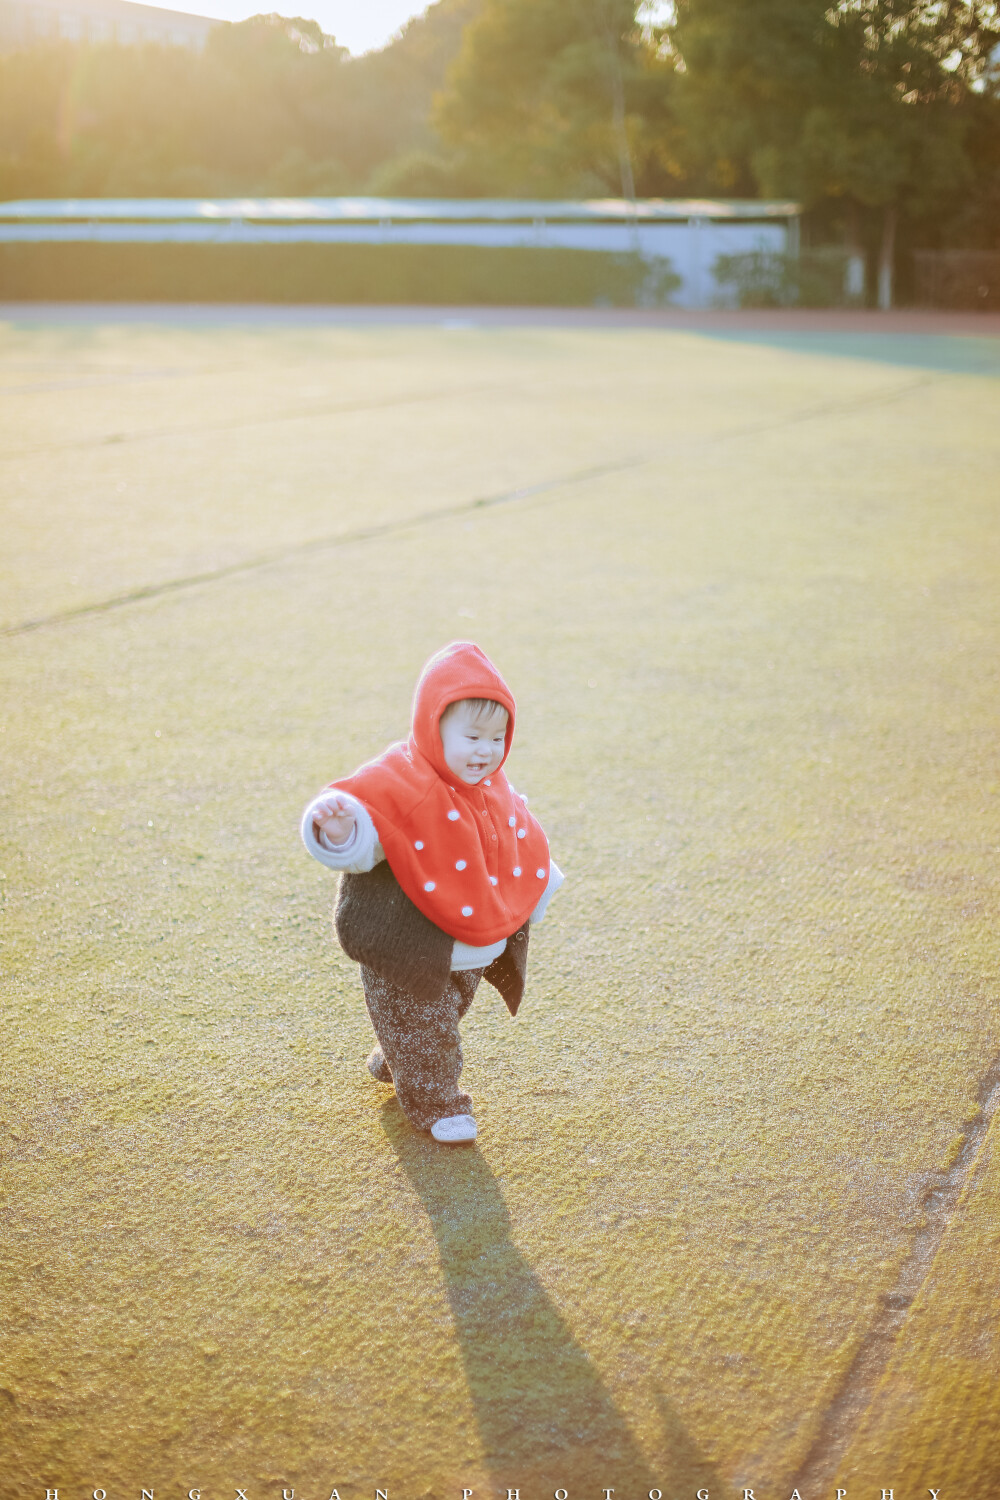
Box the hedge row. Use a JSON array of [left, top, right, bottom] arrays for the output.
[[0, 241, 681, 306]]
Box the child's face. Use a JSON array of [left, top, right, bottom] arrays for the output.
[[440, 704, 509, 785]]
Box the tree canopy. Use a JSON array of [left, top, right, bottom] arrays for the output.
[[671, 0, 1000, 297], [431, 0, 675, 196], [0, 3, 480, 200]]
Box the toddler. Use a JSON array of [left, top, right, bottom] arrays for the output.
[[301, 641, 563, 1144]]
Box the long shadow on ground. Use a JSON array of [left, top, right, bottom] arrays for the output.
[[381, 1102, 719, 1492]]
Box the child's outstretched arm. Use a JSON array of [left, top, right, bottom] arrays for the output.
[[300, 790, 384, 873], [312, 790, 357, 846]]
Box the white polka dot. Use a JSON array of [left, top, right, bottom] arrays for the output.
[[508, 816, 516, 827], [513, 866, 522, 877], [447, 809, 460, 821], [461, 905, 474, 917], [414, 840, 424, 850], [536, 868, 547, 879], [455, 859, 467, 870], [517, 828, 526, 839], [424, 881, 436, 892], [484, 778, 491, 785], [489, 876, 498, 886]]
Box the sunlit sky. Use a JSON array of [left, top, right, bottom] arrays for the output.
[[140, 0, 431, 55], [133, 0, 674, 58]]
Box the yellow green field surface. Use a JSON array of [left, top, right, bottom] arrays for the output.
[[835, 1101, 1000, 1494], [2, 307, 999, 1498]]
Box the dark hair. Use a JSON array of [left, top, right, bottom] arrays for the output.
[[441, 697, 508, 723]]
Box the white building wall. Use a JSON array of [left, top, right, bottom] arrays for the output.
[[0, 0, 214, 51], [0, 199, 798, 307]]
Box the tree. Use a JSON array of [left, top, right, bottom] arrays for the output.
[[809, 2, 999, 303], [433, 0, 674, 197], [670, 0, 1000, 303], [341, 0, 482, 188], [0, 4, 478, 200]]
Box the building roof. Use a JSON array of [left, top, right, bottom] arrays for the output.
[[0, 197, 802, 223]]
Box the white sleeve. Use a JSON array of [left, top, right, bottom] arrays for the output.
[[529, 859, 564, 925], [300, 791, 385, 873]]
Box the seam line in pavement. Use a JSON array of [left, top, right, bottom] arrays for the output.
[[1, 456, 643, 637], [795, 1050, 1000, 1493], [0, 382, 501, 461], [2, 372, 931, 639]]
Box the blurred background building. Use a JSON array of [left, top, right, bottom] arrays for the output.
[[0, 0, 215, 51], [0, 195, 802, 307]]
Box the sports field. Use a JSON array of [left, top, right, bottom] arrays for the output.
[[2, 305, 999, 1498]]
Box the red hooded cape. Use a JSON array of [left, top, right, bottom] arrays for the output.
[[331, 642, 551, 946]]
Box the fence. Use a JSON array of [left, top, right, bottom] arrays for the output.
[[913, 251, 1000, 311]]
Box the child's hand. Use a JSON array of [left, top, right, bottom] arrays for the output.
[[313, 792, 356, 847]]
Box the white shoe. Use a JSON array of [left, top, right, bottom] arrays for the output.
[[430, 1113, 477, 1144]]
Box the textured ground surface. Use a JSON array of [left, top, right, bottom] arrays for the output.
[[1, 308, 998, 1498]]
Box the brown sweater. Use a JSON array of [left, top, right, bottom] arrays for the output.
[[334, 860, 529, 1016]]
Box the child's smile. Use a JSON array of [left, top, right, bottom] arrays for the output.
[[440, 703, 509, 785]]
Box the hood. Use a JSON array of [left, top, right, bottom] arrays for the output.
[[410, 641, 516, 782]]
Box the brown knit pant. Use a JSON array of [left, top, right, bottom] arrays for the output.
[[359, 965, 485, 1132]]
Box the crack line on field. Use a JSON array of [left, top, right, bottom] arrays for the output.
[[2, 372, 931, 638], [0, 381, 501, 460], [1, 456, 644, 636], [793, 1050, 1000, 1494]]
